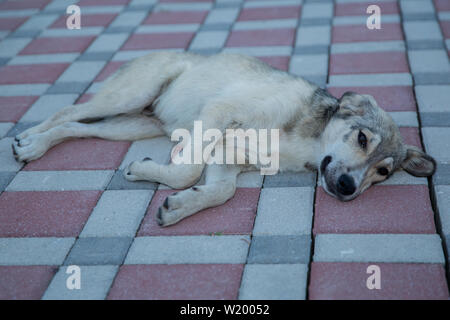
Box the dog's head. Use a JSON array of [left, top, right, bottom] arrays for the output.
[[319, 91, 436, 201]]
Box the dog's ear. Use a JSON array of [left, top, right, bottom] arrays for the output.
[[401, 145, 436, 177], [338, 92, 378, 117]]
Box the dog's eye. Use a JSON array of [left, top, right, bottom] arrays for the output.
[[377, 167, 389, 176], [358, 131, 367, 149]]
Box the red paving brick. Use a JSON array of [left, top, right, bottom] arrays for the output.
[[138, 188, 260, 236], [143, 11, 208, 25], [121, 33, 194, 50], [327, 86, 416, 112], [257, 56, 290, 71], [19, 36, 95, 55], [50, 13, 117, 28], [439, 21, 450, 39], [309, 262, 449, 300], [314, 185, 435, 234], [0, 0, 50, 10], [332, 23, 404, 43], [0, 191, 101, 237], [400, 127, 422, 149], [0, 64, 69, 85], [0, 17, 28, 31], [108, 264, 244, 300], [77, 0, 130, 5], [0, 266, 57, 300], [94, 61, 126, 82], [330, 52, 410, 74], [238, 6, 301, 21], [23, 138, 130, 171], [434, 0, 450, 12], [76, 93, 94, 104], [335, 1, 399, 16], [226, 29, 295, 47], [0, 96, 38, 122]]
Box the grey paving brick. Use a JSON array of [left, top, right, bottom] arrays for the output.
[[422, 127, 450, 163], [302, 74, 327, 87], [107, 169, 158, 190], [200, 23, 232, 31], [413, 73, 450, 85], [400, 0, 435, 15], [204, 8, 239, 25], [0, 57, 8, 66], [86, 33, 129, 53], [264, 171, 316, 187], [104, 26, 136, 34], [43, 0, 75, 11], [120, 136, 174, 169], [0, 84, 50, 96], [233, 19, 297, 31], [333, 14, 400, 26], [248, 235, 311, 264], [56, 61, 106, 83], [313, 234, 445, 263], [0, 237, 75, 265], [125, 235, 250, 264], [407, 40, 444, 50], [435, 185, 450, 235], [433, 163, 450, 185], [77, 51, 115, 61], [8, 29, 41, 38], [80, 190, 153, 238], [16, 13, 58, 31], [8, 53, 79, 65], [329, 73, 412, 87], [0, 38, 32, 57], [189, 31, 229, 50], [40, 27, 103, 38], [415, 85, 450, 113], [6, 170, 114, 191], [42, 265, 118, 300], [128, 0, 157, 7], [243, 0, 302, 8], [421, 112, 450, 127], [0, 122, 13, 138], [236, 171, 264, 188], [64, 237, 133, 266], [301, 2, 333, 19], [290, 54, 328, 76], [20, 94, 78, 122], [46, 82, 91, 94], [331, 40, 405, 54], [294, 45, 329, 55], [136, 24, 199, 34], [239, 264, 308, 300], [402, 13, 436, 21], [223, 46, 292, 57], [408, 50, 450, 74], [0, 138, 23, 172], [300, 18, 331, 26], [155, 2, 213, 12], [5, 121, 38, 138], [109, 11, 147, 28], [253, 187, 314, 236], [0, 171, 15, 192], [388, 111, 419, 127]]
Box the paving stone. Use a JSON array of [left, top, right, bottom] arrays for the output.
[[223, 46, 292, 56], [19, 36, 95, 55], [0, 137, 23, 172], [16, 13, 57, 31], [236, 171, 264, 188], [296, 25, 331, 46], [108, 264, 244, 300], [226, 29, 295, 47], [407, 39, 445, 50], [332, 23, 403, 43], [6, 170, 113, 191], [0, 37, 31, 57], [421, 112, 450, 126], [0, 63, 69, 85], [20, 94, 78, 122], [64, 237, 133, 266], [433, 163, 450, 185], [143, 10, 207, 25], [42, 265, 118, 300], [0, 190, 101, 237], [302, 2, 333, 19], [80, 190, 153, 238], [253, 187, 314, 236], [200, 23, 232, 31], [413, 72, 450, 85], [56, 61, 106, 83], [204, 8, 239, 25], [422, 127, 450, 163], [86, 33, 130, 53], [0, 84, 50, 96], [434, 185, 450, 235], [239, 264, 308, 300], [77, 51, 115, 61], [107, 169, 158, 190], [46, 81, 91, 94], [50, 13, 117, 28], [5, 121, 38, 137], [0, 122, 13, 138], [0, 266, 57, 300], [408, 50, 450, 74], [415, 85, 450, 113], [330, 52, 409, 74], [0, 171, 14, 191], [389, 111, 419, 127], [122, 32, 194, 50], [335, 1, 398, 16], [248, 235, 311, 264], [378, 170, 427, 185], [189, 30, 229, 50], [108, 11, 147, 28], [263, 171, 316, 187], [125, 235, 250, 264], [290, 54, 328, 76], [120, 136, 174, 169], [294, 45, 329, 55], [8, 53, 79, 65], [329, 73, 412, 87], [313, 234, 445, 263], [138, 189, 260, 236], [400, 0, 435, 15], [314, 185, 436, 234], [0, 237, 75, 265], [238, 6, 301, 21], [309, 262, 449, 300], [331, 40, 405, 54]]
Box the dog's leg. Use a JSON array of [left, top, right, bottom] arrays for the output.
[[156, 164, 242, 226], [12, 114, 164, 163]]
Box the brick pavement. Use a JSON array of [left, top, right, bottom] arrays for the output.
[[0, 0, 449, 300]]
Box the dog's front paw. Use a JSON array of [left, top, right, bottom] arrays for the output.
[[123, 157, 154, 182], [12, 134, 49, 163], [156, 192, 187, 227]]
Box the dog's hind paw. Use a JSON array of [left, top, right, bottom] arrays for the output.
[[11, 134, 49, 163], [156, 193, 186, 227]]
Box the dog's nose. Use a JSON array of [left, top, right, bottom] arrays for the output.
[[320, 156, 332, 174], [336, 174, 356, 196]]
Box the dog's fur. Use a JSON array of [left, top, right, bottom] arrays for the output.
[[12, 52, 436, 226]]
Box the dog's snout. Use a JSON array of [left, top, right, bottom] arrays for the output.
[[336, 174, 356, 196], [320, 155, 332, 174]]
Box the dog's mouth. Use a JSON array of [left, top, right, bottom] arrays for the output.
[[320, 156, 359, 201]]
